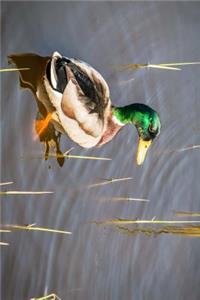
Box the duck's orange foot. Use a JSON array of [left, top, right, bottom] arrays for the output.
[[34, 112, 53, 140]]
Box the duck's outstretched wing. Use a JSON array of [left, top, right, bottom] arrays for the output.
[[45, 52, 111, 146], [65, 58, 110, 118], [62, 58, 111, 137]]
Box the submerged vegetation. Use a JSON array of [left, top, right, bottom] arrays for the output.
[[174, 211, 200, 217], [116, 225, 200, 238], [94, 218, 200, 238]]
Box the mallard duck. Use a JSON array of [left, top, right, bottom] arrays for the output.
[[9, 51, 161, 165]]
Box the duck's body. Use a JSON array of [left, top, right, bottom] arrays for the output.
[[43, 52, 117, 148], [9, 51, 161, 164]]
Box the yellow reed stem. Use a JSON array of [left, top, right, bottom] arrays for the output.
[[87, 177, 133, 188], [94, 219, 200, 225], [0, 242, 9, 246], [22, 153, 111, 161], [0, 191, 53, 195], [99, 197, 149, 202], [159, 62, 200, 66], [30, 293, 61, 300], [0, 224, 72, 235], [0, 182, 14, 186], [114, 61, 200, 71], [154, 144, 200, 156], [47, 153, 112, 161], [147, 64, 181, 70], [0, 67, 30, 72], [110, 197, 149, 202], [174, 211, 200, 217]]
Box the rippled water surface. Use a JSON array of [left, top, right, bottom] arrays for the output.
[[1, 2, 200, 300]]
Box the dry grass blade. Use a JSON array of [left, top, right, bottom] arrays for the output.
[[48, 153, 112, 161], [87, 181, 114, 188], [147, 64, 181, 70], [30, 293, 61, 300], [159, 62, 200, 66], [99, 197, 149, 202], [154, 144, 200, 156], [0, 190, 53, 195], [111, 63, 146, 71], [113, 63, 181, 71], [113, 61, 200, 72], [63, 147, 74, 155], [174, 211, 200, 217], [94, 219, 200, 225], [175, 144, 200, 152], [110, 197, 149, 202], [0, 242, 9, 246], [0, 67, 30, 72], [22, 153, 111, 161], [0, 229, 11, 232], [0, 182, 14, 186], [118, 78, 135, 85], [0, 224, 72, 235], [87, 177, 133, 188]]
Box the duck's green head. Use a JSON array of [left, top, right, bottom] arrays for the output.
[[113, 103, 161, 165]]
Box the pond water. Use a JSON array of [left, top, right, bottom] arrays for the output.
[[1, 2, 200, 300]]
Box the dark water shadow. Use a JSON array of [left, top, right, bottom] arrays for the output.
[[8, 53, 65, 167]]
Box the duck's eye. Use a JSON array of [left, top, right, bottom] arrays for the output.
[[148, 124, 156, 133]]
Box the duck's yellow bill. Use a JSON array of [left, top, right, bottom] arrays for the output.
[[136, 138, 152, 165]]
